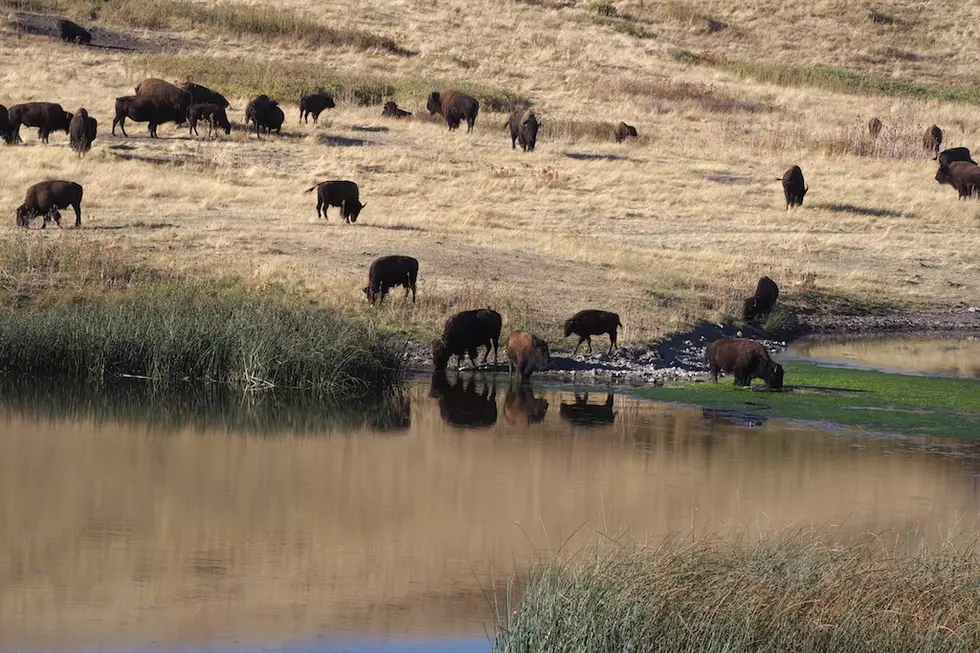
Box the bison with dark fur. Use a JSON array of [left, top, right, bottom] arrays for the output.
[[564, 309, 622, 355], [382, 101, 412, 118], [426, 90, 480, 132], [7, 102, 73, 144], [615, 121, 637, 142], [245, 95, 283, 137], [112, 95, 186, 138], [507, 107, 539, 151], [16, 180, 83, 229], [935, 161, 980, 199], [68, 108, 97, 156], [924, 124, 943, 158], [937, 147, 975, 169], [432, 309, 503, 371], [0, 104, 12, 144], [363, 255, 418, 305], [188, 104, 231, 138], [781, 165, 808, 208], [507, 330, 551, 381], [300, 93, 335, 124], [705, 339, 783, 390], [304, 180, 365, 224], [868, 117, 882, 138], [181, 82, 229, 108], [742, 276, 779, 322], [58, 19, 91, 44]]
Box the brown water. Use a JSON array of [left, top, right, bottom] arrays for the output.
[[786, 334, 980, 378], [3, 374, 980, 652]]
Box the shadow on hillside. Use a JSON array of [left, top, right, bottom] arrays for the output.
[[816, 202, 912, 219], [317, 134, 372, 147], [565, 152, 632, 162]]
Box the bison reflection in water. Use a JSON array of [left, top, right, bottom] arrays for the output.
[[503, 384, 549, 426], [429, 371, 498, 428], [559, 392, 616, 426]]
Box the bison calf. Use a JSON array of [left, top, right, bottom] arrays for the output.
[[432, 309, 503, 371], [780, 165, 808, 208], [742, 276, 779, 322], [363, 255, 419, 305], [507, 330, 551, 381], [382, 101, 412, 118], [303, 180, 365, 224], [615, 121, 637, 142], [7, 102, 73, 144], [427, 90, 480, 132], [507, 107, 539, 152], [705, 339, 783, 391], [924, 124, 943, 158], [16, 180, 83, 229], [936, 161, 980, 199], [188, 104, 231, 138], [300, 93, 335, 124], [564, 309, 622, 355], [68, 108, 97, 157]]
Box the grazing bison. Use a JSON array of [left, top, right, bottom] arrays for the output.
[[935, 161, 980, 199], [705, 339, 784, 391], [432, 309, 503, 371], [245, 95, 284, 137], [507, 330, 551, 381], [187, 104, 231, 138], [742, 276, 779, 322], [503, 384, 549, 426], [937, 147, 976, 169], [7, 102, 73, 144], [426, 90, 480, 132], [780, 165, 808, 208], [615, 121, 638, 142], [68, 108, 97, 157], [429, 371, 498, 428], [299, 93, 335, 124], [564, 309, 622, 355], [58, 19, 91, 44], [16, 180, 83, 229], [559, 392, 616, 427], [0, 104, 12, 144], [382, 101, 412, 118], [868, 117, 882, 138], [924, 124, 943, 158], [181, 82, 229, 108], [112, 95, 186, 138], [363, 255, 419, 305], [507, 107, 539, 152], [303, 180, 365, 223]]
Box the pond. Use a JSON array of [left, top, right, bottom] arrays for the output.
[[4, 348, 980, 653], [785, 334, 980, 378]]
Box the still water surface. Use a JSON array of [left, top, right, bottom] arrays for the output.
[[3, 366, 980, 652]]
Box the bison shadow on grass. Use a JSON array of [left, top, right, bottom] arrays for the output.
[[814, 202, 911, 219]]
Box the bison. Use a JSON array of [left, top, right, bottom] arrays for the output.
[[924, 124, 943, 158], [868, 117, 882, 138], [181, 82, 229, 108], [299, 93, 335, 124], [935, 161, 980, 199], [615, 121, 638, 142], [187, 104, 231, 138], [432, 309, 503, 371], [68, 108, 97, 157], [742, 276, 779, 322], [7, 102, 73, 144], [112, 95, 186, 138], [564, 309, 622, 355], [382, 101, 412, 118], [363, 255, 419, 305], [507, 107, 539, 152], [0, 104, 12, 144], [58, 19, 91, 44], [938, 147, 976, 169], [780, 165, 808, 209], [264, 103, 285, 135], [16, 180, 83, 229], [303, 180, 365, 224], [503, 384, 549, 426], [507, 330, 550, 381], [428, 371, 498, 429], [705, 339, 784, 391], [426, 90, 480, 132], [245, 95, 283, 137]]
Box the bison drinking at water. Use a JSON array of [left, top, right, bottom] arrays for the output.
[[705, 339, 783, 390], [7, 102, 73, 144], [507, 330, 551, 381], [564, 309, 622, 355], [432, 309, 503, 371], [742, 276, 779, 322], [16, 180, 83, 228], [426, 90, 480, 132], [303, 180, 365, 223], [935, 161, 980, 199], [924, 124, 943, 158], [68, 108, 97, 156], [781, 165, 808, 209], [615, 121, 637, 142], [507, 107, 539, 152], [299, 93, 335, 124], [363, 255, 419, 305]]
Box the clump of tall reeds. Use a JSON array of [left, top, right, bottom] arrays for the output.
[[494, 529, 980, 652]]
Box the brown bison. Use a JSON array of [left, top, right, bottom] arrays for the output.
[[559, 392, 615, 427], [0, 104, 13, 144], [428, 371, 498, 428], [924, 124, 943, 158], [303, 180, 365, 223], [299, 93, 335, 124], [503, 384, 549, 426], [426, 90, 480, 132], [432, 309, 503, 371], [363, 255, 419, 305], [615, 121, 638, 142], [507, 330, 551, 381], [867, 117, 882, 138], [181, 82, 229, 108], [507, 107, 539, 151], [742, 276, 779, 322], [935, 161, 980, 199], [7, 102, 73, 144], [16, 180, 83, 228], [937, 147, 975, 169], [58, 19, 91, 44], [705, 339, 784, 391], [68, 108, 97, 157], [112, 95, 186, 138], [564, 309, 622, 355], [780, 165, 808, 208], [187, 104, 231, 138], [382, 101, 412, 118]]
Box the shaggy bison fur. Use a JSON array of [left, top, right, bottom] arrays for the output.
[[299, 93, 335, 124], [432, 309, 503, 371], [7, 102, 73, 144], [781, 165, 808, 208], [924, 124, 943, 158], [16, 180, 83, 229], [705, 339, 784, 390], [58, 19, 91, 44], [507, 107, 539, 151], [938, 147, 976, 169], [507, 330, 551, 381], [868, 117, 882, 138], [245, 95, 283, 137], [303, 180, 365, 223], [68, 108, 97, 156], [188, 104, 231, 138], [382, 101, 412, 118], [742, 276, 779, 322], [181, 82, 229, 108], [426, 90, 480, 132], [564, 309, 622, 355], [615, 121, 638, 142], [935, 161, 980, 199], [112, 95, 186, 138], [363, 255, 419, 305]]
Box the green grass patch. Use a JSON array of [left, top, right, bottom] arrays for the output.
[[645, 362, 980, 439]]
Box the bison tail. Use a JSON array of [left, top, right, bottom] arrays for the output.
[[303, 184, 318, 194], [617, 317, 623, 328]]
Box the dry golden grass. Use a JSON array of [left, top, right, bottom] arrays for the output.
[[1, 0, 979, 343]]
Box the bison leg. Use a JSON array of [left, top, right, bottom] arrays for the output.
[[467, 116, 476, 133], [709, 363, 719, 384], [608, 331, 617, 356], [467, 347, 480, 368], [572, 337, 584, 355], [72, 202, 81, 228], [586, 336, 593, 354], [316, 198, 324, 218]]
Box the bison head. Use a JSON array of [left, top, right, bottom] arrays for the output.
[[347, 201, 366, 223], [60, 111, 74, 132], [742, 297, 758, 321], [532, 338, 552, 370], [426, 92, 441, 115], [15, 204, 33, 228], [432, 339, 451, 371], [767, 362, 785, 390], [627, 125, 638, 138], [362, 285, 377, 304], [563, 318, 575, 338], [936, 167, 953, 186]]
